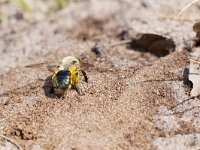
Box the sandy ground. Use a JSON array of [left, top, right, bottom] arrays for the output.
[[1, 0, 200, 149]]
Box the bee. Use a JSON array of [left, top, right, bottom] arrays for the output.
[[26, 56, 91, 98]]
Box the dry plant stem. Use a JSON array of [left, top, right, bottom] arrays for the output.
[[108, 40, 132, 48], [157, 14, 200, 21], [169, 96, 196, 111], [132, 78, 183, 85], [190, 59, 200, 64], [0, 134, 22, 150], [178, 0, 200, 16]]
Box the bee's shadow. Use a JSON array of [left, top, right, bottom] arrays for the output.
[[43, 75, 56, 99]]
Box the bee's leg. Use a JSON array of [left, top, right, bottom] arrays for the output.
[[75, 86, 81, 95], [66, 90, 70, 97], [50, 87, 54, 94], [74, 80, 81, 95], [61, 91, 66, 99], [81, 70, 88, 83], [57, 89, 67, 99], [74, 72, 83, 95], [56, 93, 62, 99]]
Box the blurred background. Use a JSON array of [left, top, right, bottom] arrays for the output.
[[0, 0, 200, 74], [0, 0, 84, 23]]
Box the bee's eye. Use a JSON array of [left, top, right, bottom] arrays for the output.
[[71, 61, 77, 64]]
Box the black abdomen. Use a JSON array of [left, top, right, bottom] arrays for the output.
[[55, 70, 71, 89]]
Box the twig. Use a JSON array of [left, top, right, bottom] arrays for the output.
[[108, 40, 132, 48], [131, 78, 183, 85], [190, 59, 200, 64], [0, 134, 22, 150], [178, 0, 200, 16], [157, 14, 200, 21], [169, 96, 196, 111]]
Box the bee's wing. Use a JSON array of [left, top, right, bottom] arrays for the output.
[[46, 64, 59, 72], [25, 62, 59, 72], [25, 62, 49, 68]]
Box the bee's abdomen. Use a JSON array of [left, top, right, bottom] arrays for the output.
[[54, 70, 71, 89]]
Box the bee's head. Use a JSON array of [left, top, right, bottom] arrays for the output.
[[60, 56, 80, 69]]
